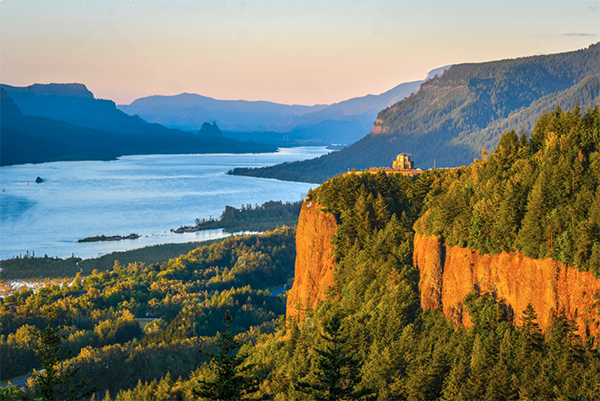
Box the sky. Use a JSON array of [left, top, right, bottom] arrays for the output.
[[1, 1, 599, 106]]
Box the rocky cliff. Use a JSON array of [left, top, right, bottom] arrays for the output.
[[286, 202, 338, 319], [414, 234, 600, 339], [288, 203, 600, 338]]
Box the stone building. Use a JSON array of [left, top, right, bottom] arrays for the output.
[[392, 153, 414, 170]]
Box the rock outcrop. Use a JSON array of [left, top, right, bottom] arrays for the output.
[[198, 122, 222, 138], [414, 234, 600, 338], [286, 202, 338, 319], [286, 204, 600, 339]]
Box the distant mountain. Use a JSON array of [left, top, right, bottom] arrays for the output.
[[1, 88, 121, 166], [0, 88, 275, 166], [230, 43, 599, 183], [118, 93, 326, 132], [287, 65, 450, 133], [118, 68, 447, 146], [272, 80, 424, 145], [2, 83, 181, 136]]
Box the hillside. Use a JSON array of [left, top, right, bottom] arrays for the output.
[[286, 65, 450, 134], [0, 87, 276, 166], [231, 43, 600, 183], [268, 106, 599, 399]]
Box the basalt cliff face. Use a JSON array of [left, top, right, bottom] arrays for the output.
[[414, 234, 600, 338], [286, 202, 338, 319], [288, 204, 600, 338]]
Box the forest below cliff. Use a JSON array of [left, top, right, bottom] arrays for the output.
[[2, 107, 599, 400]]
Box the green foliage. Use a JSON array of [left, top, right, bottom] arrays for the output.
[[192, 310, 259, 400], [0, 228, 295, 396], [4, 105, 600, 400], [240, 155, 600, 400], [0, 254, 82, 280], [194, 200, 302, 233], [417, 106, 600, 276], [295, 312, 375, 401], [0, 241, 216, 280], [31, 315, 96, 401]]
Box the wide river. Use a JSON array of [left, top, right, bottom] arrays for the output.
[[0, 147, 329, 260]]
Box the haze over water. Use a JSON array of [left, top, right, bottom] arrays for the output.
[[0, 147, 329, 260]]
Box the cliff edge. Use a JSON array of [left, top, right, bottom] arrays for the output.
[[286, 205, 600, 338], [414, 234, 600, 339], [286, 202, 338, 319]]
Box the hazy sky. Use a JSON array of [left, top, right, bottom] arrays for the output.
[[1, 1, 599, 105]]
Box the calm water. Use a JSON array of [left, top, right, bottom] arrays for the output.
[[0, 147, 329, 260]]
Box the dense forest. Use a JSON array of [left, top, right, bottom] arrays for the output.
[[1, 228, 295, 398], [3, 107, 600, 400], [231, 43, 599, 183], [416, 105, 600, 276], [193, 201, 302, 233]]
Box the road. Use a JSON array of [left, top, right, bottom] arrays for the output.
[[270, 286, 286, 296], [1, 376, 30, 388]]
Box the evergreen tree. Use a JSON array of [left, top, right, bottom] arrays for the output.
[[296, 312, 374, 401], [373, 193, 391, 231], [153, 372, 173, 401], [516, 304, 544, 399], [192, 310, 259, 401], [32, 314, 96, 401], [518, 179, 546, 258]]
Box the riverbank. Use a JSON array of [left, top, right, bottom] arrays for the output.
[[0, 239, 219, 284], [1, 148, 327, 260]]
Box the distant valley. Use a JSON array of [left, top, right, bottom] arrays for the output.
[[117, 66, 449, 147], [1, 67, 447, 166]]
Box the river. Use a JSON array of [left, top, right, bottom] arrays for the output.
[[0, 147, 329, 260]]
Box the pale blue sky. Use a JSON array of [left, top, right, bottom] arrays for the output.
[[1, 1, 599, 105]]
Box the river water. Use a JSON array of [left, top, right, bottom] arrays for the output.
[[0, 147, 328, 260]]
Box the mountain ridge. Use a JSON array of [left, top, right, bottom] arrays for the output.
[[116, 67, 448, 146], [0, 87, 276, 166], [229, 43, 599, 183]]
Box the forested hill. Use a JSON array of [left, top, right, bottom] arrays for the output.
[[230, 43, 600, 183]]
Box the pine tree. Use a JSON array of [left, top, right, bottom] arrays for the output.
[[153, 372, 173, 401], [516, 304, 544, 399], [519, 304, 543, 352], [441, 341, 471, 401], [101, 390, 112, 401], [192, 310, 259, 401], [296, 312, 375, 401], [32, 314, 96, 401], [373, 193, 390, 231], [518, 179, 546, 258], [490, 180, 520, 253], [484, 330, 517, 401], [467, 334, 490, 400]]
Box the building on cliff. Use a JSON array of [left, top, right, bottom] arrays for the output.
[[392, 153, 414, 170]]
